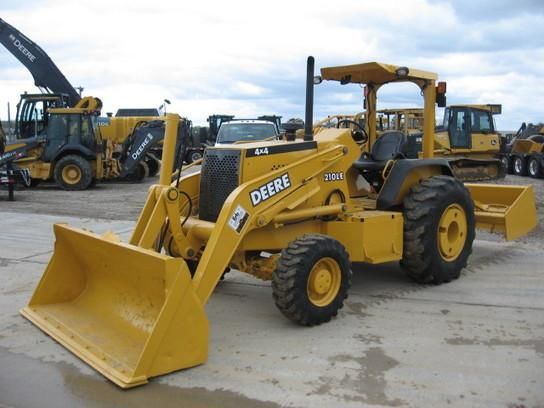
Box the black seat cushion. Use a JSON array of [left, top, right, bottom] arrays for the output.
[[353, 131, 407, 172]]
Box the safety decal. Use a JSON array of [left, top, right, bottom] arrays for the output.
[[228, 205, 249, 233]]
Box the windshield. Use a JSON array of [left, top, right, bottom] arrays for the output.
[[216, 123, 277, 143]]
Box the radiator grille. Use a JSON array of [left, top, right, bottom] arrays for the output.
[[199, 149, 241, 222]]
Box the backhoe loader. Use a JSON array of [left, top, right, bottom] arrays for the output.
[[0, 17, 169, 185], [21, 57, 537, 388]]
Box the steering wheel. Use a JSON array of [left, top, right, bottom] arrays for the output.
[[336, 119, 369, 143]]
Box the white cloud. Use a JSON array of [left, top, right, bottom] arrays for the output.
[[0, 0, 543, 129]]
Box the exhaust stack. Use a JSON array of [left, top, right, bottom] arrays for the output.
[[304, 56, 315, 141]]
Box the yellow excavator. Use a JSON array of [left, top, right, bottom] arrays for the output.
[[21, 57, 537, 388]]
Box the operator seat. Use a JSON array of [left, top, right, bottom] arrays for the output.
[[352, 131, 407, 190], [353, 131, 407, 172]]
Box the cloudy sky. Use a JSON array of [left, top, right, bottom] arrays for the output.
[[1, 0, 543, 129]]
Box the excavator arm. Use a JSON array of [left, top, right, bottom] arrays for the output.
[[0, 18, 81, 106]]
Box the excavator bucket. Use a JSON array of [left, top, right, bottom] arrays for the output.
[[20, 224, 208, 388], [465, 183, 537, 241]]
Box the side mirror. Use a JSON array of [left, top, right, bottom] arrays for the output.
[[436, 94, 447, 108], [436, 82, 447, 108]]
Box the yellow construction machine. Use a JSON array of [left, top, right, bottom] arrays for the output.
[[373, 105, 506, 181], [501, 123, 544, 178], [432, 104, 505, 180], [321, 103, 504, 181], [377, 108, 424, 135], [1, 96, 117, 189], [21, 57, 537, 388]]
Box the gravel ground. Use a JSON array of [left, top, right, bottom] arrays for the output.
[[1, 171, 542, 407], [0, 167, 198, 221], [1, 173, 542, 246]]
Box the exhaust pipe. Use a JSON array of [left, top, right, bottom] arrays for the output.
[[304, 56, 315, 141]]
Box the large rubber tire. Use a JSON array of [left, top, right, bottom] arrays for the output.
[[126, 161, 149, 182], [502, 155, 514, 175], [402, 175, 475, 284], [528, 156, 542, 178], [512, 156, 528, 176], [145, 156, 160, 177], [54, 155, 93, 191], [272, 234, 351, 326]]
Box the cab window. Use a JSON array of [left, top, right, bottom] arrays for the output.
[[470, 110, 493, 134], [18, 100, 48, 139]]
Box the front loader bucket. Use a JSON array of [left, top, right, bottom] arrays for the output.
[[465, 184, 537, 241], [20, 224, 208, 388]]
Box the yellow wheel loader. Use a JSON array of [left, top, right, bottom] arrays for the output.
[[21, 57, 537, 388]]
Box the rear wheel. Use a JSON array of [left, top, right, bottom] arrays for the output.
[[528, 157, 542, 178], [145, 155, 160, 177], [512, 156, 527, 176], [54, 155, 93, 191], [272, 234, 351, 326], [126, 161, 149, 182], [402, 175, 475, 284]]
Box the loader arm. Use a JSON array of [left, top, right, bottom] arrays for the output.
[[126, 132, 346, 305]]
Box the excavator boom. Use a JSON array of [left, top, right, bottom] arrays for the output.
[[0, 18, 81, 106]]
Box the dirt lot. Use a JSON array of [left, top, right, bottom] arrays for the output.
[[0, 171, 543, 408], [2, 172, 543, 245]]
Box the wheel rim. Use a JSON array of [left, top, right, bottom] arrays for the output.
[[514, 158, 522, 173], [437, 204, 467, 262], [529, 160, 537, 176], [62, 164, 82, 185], [307, 257, 341, 307]]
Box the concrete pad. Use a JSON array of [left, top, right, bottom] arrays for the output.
[[0, 212, 543, 408]]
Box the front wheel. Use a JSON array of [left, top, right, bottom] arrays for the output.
[[54, 155, 93, 191], [272, 234, 351, 326], [500, 155, 513, 175], [402, 175, 475, 284]]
